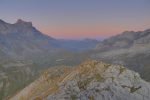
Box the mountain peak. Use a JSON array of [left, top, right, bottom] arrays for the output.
[[0, 19, 6, 24], [15, 19, 32, 27]]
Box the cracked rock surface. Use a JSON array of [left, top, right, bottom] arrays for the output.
[[11, 60, 150, 100]]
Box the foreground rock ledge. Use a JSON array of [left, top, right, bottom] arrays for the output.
[[10, 60, 150, 100]]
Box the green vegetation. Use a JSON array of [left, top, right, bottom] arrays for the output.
[[77, 73, 105, 91], [71, 95, 78, 100], [103, 87, 111, 91], [88, 95, 94, 100], [111, 77, 115, 82], [130, 86, 141, 93], [0, 61, 38, 100], [119, 67, 126, 75], [0, 81, 5, 100], [94, 74, 105, 82], [95, 89, 100, 93], [104, 64, 111, 70], [77, 77, 93, 90], [121, 85, 141, 93]]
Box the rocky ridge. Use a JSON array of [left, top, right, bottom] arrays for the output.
[[10, 60, 150, 100]]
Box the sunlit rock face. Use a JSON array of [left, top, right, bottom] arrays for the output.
[[10, 61, 150, 100]]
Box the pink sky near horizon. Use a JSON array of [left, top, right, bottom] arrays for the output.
[[36, 20, 150, 39], [1, 0, 150, 39]]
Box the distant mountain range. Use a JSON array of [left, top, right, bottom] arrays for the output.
[[0, 19, 99, 60], [0, 19, 150, 99]]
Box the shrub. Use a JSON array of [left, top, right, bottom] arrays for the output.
[[71, 95, 78, 100], [88, 95, 94, 100], [94, 74, 105, 82]]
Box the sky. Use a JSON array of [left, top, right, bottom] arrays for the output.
[[0, 0, 150, 39]]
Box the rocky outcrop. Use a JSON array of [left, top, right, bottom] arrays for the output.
[[10, 60, 150, 100]]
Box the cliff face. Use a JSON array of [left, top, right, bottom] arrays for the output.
[[10, 60, 150, 100]]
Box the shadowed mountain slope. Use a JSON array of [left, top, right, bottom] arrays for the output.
[[91, 29, 150, 81]]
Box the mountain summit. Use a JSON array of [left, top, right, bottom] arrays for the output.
[[15, 19, 33, 28], [10, 60, 150, 100], [16, 19, 32, 25], [0, 19, 59, 60]]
